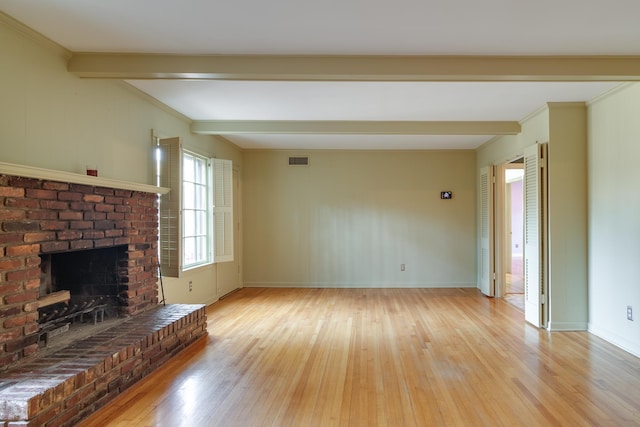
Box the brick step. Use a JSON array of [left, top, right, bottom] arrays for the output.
[[0, 304, 207, 427]]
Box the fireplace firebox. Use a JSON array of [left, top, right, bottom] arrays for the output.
[[36, 245, 130, 346], [41, 246, 127, 313]]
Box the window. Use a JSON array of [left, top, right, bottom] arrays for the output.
[[182, 151, 211, 269], [155, 136, 233, 277]]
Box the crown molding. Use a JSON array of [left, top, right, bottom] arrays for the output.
[[586, 82, 637, 106], [0, 11, 71, 60], [120, 81, 193, 124]]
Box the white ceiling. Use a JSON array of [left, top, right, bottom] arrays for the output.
[[1, 0, 638, 150]]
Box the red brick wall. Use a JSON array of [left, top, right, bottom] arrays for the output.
[[0, 174, 160, 369]]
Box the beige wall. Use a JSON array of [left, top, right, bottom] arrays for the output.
[[0, 17, 243, 306], [546, 103, 588, 331], [243, 150, 476, 288], [588, 83, 640, 356]]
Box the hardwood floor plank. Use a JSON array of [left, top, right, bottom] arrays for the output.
[[80, 288, 640, 427]]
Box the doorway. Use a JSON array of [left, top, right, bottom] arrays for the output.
[[486, 145, 547, 327], [503, 163, 524, 311]]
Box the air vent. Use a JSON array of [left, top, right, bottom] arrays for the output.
[[288, 156, 309, 166]]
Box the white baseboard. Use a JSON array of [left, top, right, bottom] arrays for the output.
[[588, 323, 640, 358], [243, 282, 476, 289], [547, 321, 588, 331]]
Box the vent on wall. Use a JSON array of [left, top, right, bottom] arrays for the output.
[[288, 156, 309, 166]]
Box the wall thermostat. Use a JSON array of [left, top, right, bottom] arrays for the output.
[[440, 191, 453, 199]]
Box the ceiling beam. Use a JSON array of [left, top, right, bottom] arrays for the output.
[[190, 120, 520, 135], [68, 54, 640, 81]]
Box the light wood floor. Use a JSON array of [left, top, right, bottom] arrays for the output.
[[504, 273, 524, 312], [81, 288, 640, 427]]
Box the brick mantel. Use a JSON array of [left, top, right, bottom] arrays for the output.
[[0, 170, 165, 369]]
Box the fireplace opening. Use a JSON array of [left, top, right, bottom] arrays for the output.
[[38, 245, 128, 348]]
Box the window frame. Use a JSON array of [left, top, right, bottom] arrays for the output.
[[181, 150, 213, 270]]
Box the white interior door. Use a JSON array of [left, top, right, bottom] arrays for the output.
[[523, 144, 544, 327], [479, 165, 495, 296]]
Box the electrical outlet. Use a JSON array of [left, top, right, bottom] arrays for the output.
[[401, 264, 405, 271], [189, 281, 193, 292], [627, 306, 633, 321]]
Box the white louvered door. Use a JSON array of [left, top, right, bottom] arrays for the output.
[[479, 165, 495, 296], [523, 143, 543, 327]]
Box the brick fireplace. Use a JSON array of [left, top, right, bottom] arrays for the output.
[[0, 165, 208, 426], [0, 173, 160, 368]]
